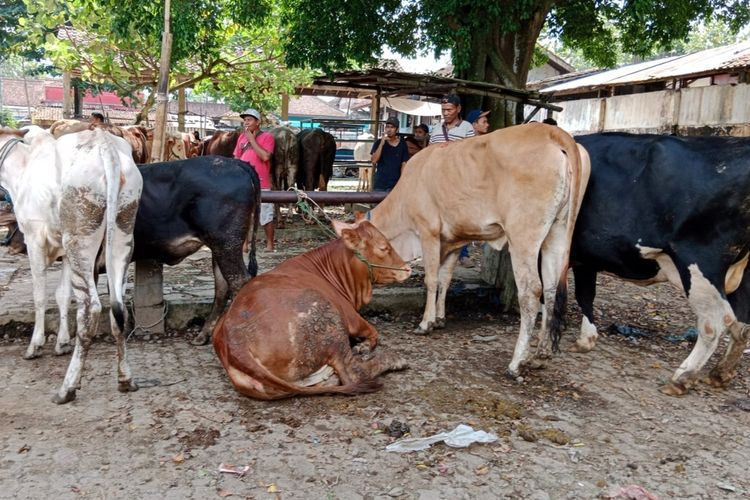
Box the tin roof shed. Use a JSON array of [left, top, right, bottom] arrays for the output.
[[541, 41, 750, 97]]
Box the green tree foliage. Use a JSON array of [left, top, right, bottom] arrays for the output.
[[542, 17, 750, 71], [0, 109, 18, 128], [548, 0, 750, 68], [283, 0, 750, 124], [13, 0, 311, 115], [0, 0, 45, 60]]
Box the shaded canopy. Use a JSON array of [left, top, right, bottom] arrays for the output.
[[297, 68, 561, 112]]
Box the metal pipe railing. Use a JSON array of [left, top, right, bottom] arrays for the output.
[[260, 190, 387, 204]]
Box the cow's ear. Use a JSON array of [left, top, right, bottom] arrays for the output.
[[339, 228, 362, 251], [332, 219, 354, 237], [333, 220, 363, 249]]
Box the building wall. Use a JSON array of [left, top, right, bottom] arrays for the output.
[[556, 82, 750, 136]]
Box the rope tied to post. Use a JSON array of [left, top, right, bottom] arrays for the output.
[[289, 187, 409, 280]]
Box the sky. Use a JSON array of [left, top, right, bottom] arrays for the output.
[[381, 48, 451, 74]]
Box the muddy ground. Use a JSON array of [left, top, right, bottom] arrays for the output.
[[2, 214, 750, 500]]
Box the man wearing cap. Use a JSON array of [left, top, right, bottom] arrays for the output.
[[466, 109, 491, 136], [428, 94, 475, 146], [370, 117, 410, 192], [233, 108, 276, 251]]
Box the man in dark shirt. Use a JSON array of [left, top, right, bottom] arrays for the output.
[[370, 117, 410, 192]]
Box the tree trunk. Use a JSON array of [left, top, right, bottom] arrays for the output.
[[177, 87, 186, 132], [455, 10, 548, 313]]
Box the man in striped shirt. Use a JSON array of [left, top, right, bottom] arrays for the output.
[[428, 94, 475, 146]]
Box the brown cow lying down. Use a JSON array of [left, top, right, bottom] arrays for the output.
[[213, 220, 411, 400]]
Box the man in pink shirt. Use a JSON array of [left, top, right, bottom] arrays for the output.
[[234, 108, 276, 251]]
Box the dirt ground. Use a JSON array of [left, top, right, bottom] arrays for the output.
[[2, 214, 750, 499]]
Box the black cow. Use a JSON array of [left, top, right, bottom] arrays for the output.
[[569, 133, 750, 395], [133, 155, 261, 345], [296, 128, 336, 192]]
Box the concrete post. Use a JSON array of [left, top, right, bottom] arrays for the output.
[[134, 260, 165, 334]]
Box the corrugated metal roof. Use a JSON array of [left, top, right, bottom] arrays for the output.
[[542, 40, 750, 94]]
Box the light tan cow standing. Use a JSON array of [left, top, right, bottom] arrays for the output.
[[354, 132, 374, 192], [367, 122, 591, 378]]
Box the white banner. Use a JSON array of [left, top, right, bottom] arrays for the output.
[[381, 97, 441, 117]]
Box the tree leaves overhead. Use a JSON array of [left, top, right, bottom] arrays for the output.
[[548, 0, 750, 68], [282, 0, 416, 73], [13, 0, 310, 113], [283, 0, 750, 76], [0, 0, 45, 59]]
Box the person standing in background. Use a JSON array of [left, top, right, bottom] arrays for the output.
[[429, 94, 474, 147], [466, 109, 491, 136], [90, 112, 105, 126], [414, 123, 430, 147], [370, 117, 410, 192], [234, 108, 276, 252]]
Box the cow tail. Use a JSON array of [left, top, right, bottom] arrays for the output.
[[99, 129, 126, 331], [550, 140, 591, 352], [246, 176, 261, 278], [550, 281, 567, 352]]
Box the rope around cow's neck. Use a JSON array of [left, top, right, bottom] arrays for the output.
[[290, 187, 409, 280], [0, 137, 22, 175]]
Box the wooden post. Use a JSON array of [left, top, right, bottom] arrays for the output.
[[281, 93, 289, 121], [150, 0, 173, 162], [370, 91, 381, 136], [134, 260, 165, 334], [62, 72, 73, 119], [135, 0, 171, 332], [177, 87, 186, 132]]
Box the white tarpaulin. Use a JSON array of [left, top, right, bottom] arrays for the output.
[[381, 97, 442, 117]]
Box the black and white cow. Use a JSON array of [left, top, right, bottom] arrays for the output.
[[570, 132, 750, 395], [133, 155, 261, 345], [0, 126, 142, 404]]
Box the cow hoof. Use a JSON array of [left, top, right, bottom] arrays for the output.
[[660, 381, 688, 396], [412, 326, 432, 335], [527, 358, 547, 370], [705, 369, 734, 388], [23, 346, 43, 360], [52, 390, 77, 404], [353, 343, 372, 357], [534, 346, 553, 359], [55, 343, 73, 356], [505, 369, 521, 381], [434, 318, 446, 329], [190, 333, 210, 346], [118, 379, 139, 393]]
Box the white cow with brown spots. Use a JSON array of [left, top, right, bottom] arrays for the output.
[[0, 126, 143, 404], [367, 122, 590, 378]]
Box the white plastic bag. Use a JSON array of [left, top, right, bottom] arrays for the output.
[[385, 424, 498, 453]]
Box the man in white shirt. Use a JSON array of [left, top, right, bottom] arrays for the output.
[[428, 94, 475, 146]]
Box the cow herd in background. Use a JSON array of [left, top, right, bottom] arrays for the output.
[[48, 119, 339, 204], [1, 118, 750, 404]]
